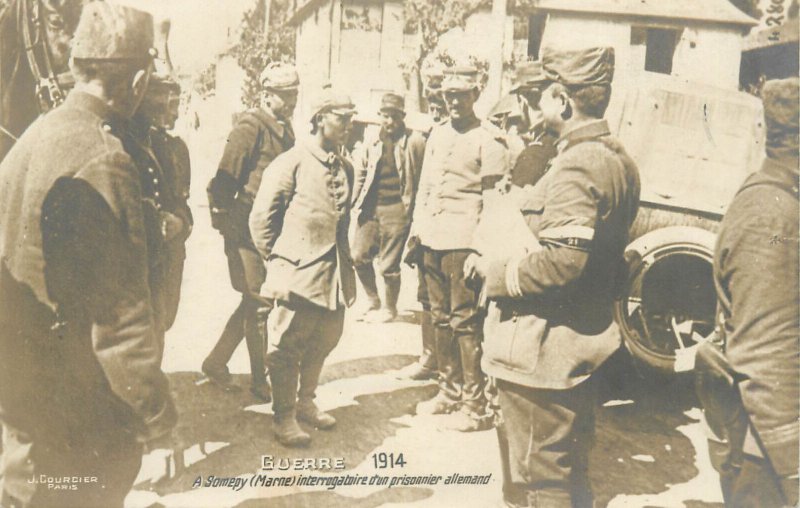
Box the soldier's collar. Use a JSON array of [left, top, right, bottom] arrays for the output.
[[64, 91, 121, 125], [252, 107, 286, 138], [556, 119, 610, 152], [305, 140, 338, 166]]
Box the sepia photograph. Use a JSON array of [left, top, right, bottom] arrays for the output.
[[0, 0, 797, 507]]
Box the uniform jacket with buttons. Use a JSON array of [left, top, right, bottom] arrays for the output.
[[412, 116, 509, 251], [123, 120, 192, 333], [249, 142, 356, 310], [208, 108, 295, 244], [481, 120, 640, 389], [0, 91, 176, 451], [714, 155, 799, 481], [351, 128, 426, 219]]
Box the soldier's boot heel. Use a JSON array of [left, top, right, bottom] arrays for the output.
[[273, 412, 311, 448], [250, 382, 272, 403], [297, 400, 336, 430]]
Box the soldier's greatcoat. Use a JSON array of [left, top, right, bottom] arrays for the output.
[[0, 91, 176, 506], [482, 119, 641, 389]]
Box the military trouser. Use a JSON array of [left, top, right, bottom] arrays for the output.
[[204, 237, 269, 387], [267, 300, 345, 417], [422, 248, 486, 413], [496, 378, 595, 508], [1, 424, 142, 508], [352, 202, 410, 311]]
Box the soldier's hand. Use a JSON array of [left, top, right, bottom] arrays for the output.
[[160, 212, 186, 242], [464, 253, 487, 280], [143, 430, 174, 454], [404, 235, 423, 268], [209, 207, 230, 234]]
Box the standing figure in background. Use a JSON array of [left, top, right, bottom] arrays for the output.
[[0, 3, 176, 506], [399, 75, 451, 381], [249, 88, 357, 448], [472, 47, 640, 507], [698, 77, 799, 508], [202, 64, 299, 402], [124, 75, 192, 353], [411, 66, 508, 432], [351, 93, 426, 323]]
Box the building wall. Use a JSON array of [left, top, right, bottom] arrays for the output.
[[671, 26, 743, 89], [541, 14, 744, 90], [296, 0, 335, 124], [294, 0, 405, 123]]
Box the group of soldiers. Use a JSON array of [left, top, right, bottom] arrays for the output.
[[0, 1, 796, 507]]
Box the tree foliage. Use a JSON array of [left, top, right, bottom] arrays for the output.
[[402, 0, 489, 110], [228, 0, 295, 108]]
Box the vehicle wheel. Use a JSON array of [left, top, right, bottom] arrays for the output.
[[614, 227, 717, 375]]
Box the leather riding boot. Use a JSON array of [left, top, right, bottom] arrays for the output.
[[355, 264, 381, 316], [416, 324, 461, 412], [420, 308, 437, 371], [268, 356, 299, 419], [435, 325, 463, 402], [456, 330, 487, 415], [269, 358, 309, 447], [273, 410, 311, 448], [244, 302, 269, 401]]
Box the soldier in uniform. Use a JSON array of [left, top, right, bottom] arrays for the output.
[[0, 3, 177, 506], [123, 74, 192, 351], [411, 66, 508, 431], [249, 88, 356, 447], [468, 47, 640, 506], [202, 64, 299, 402], [509, 61, 558, 188], [699, 77, 799, 507], [351, 93, 426, 323], [399, 70, 451, 381]]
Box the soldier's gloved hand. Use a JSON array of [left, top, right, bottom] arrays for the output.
[[209, 207, 230, 234], [160, 211, 186, 242]]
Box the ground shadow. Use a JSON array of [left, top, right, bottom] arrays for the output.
[[590, 349, 710, 507], [235, 486, 432, 508], [138, 353, 436, 505]]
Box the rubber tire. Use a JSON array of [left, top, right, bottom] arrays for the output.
[[614, 226, 716, 375]]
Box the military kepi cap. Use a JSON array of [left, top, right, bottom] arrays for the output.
[[763, 78, 799, 133], [71, 0, 156, 61], [441, 66, 480, 92], [511, 61, 549, 93], [260, 63, 300, 91], [762, 77, 799, 155], [379, 93, 405, 114], [311, 87, 356, 117], [542, 47, 615, 87]]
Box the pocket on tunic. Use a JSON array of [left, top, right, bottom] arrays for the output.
[[483, 301, 548, 374]]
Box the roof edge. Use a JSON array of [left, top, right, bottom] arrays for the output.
[[535, 2, 758, 28]]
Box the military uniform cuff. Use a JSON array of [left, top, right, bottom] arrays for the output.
[[139, 396, 178, 443], [484, 258, 511, 299]]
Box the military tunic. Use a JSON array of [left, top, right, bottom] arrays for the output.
[[249, 141, 355, 417], [0, 91, 176, 507], [712, 155, 799, 506]]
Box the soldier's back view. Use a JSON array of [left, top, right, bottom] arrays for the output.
[[0, 3, 176, 507]]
